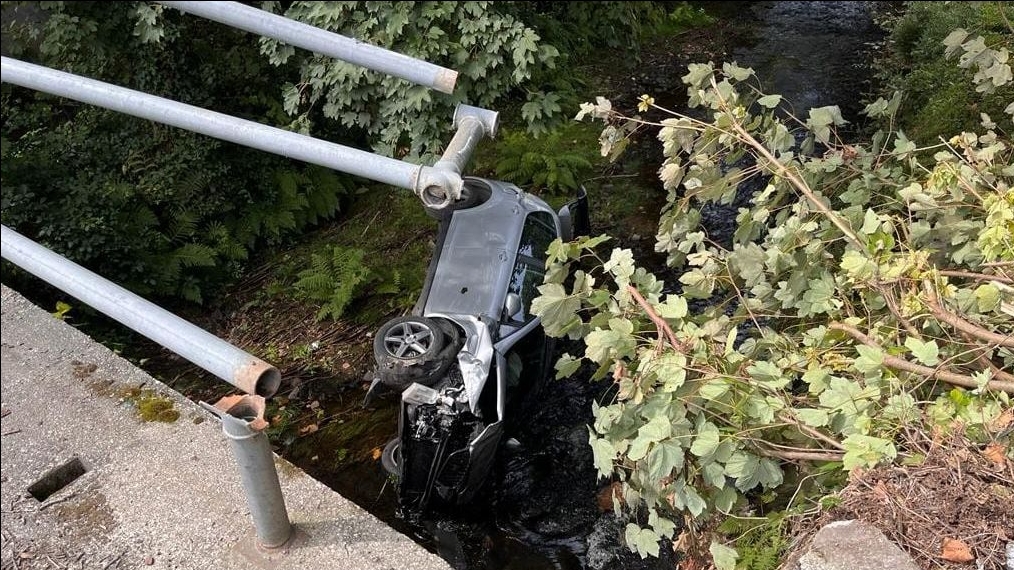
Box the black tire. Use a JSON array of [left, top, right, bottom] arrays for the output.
[[374, 316, 454, 390], [381, 437, 401, 478], [424, 182, 491, 220]]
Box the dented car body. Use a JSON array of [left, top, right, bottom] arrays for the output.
[[369, 177, 588, 511]]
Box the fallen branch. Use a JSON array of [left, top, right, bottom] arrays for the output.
[[627, 285, 689, 353], [923, 284, 1014, 349], [761, 448, 844, 462], [959, 332, 1014, 384], [939, 270, 1013, 285], [829, 322, 1014, 393]]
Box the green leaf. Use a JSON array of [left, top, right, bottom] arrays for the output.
[[722, 61, 754, 81], [842, 434, 897, 470], [794, 408, 830, 427], [639, 414, 674, 443], [713, 486, 738, 513], [841, 250, 875, 280], [700, 379, 731, 400], [657, 295, 688, 319], [904, 337, 940, 366], [649, 509, 677, 539], [604, 248, 635, 280], [974, 284, 1000, 312], [860, 208, 880, 235], [531, 283, 581, 337], [554, 354, 582, 379], [747, 361, 789, 390], [853, 345, 884, 374], [757, 94, 781, 109], [690, 422, 721, 457], [586, 326, 637, 364], [625, 523, 660, 559], [590, 432, 617, 476], [709, 540, 739, 570], [645, 440, 685, 482]]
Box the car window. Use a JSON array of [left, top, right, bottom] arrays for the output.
[[505, 212, 558, 322], [516, 211, 556, 261]]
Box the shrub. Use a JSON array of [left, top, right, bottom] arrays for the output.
[[536, 54, 1011, 565], [1, 2, 352, 302]]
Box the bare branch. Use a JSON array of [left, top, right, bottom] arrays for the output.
[[627, 285, 689, 353], [923, 284, 1014, 349], [829, 322, 1014, 394], [760, 448, 844, 462], [939, 270, 1014, 285]]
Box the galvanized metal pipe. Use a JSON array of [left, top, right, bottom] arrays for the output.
[[425, 105, 499, 207], [0, 57, 462, 202], [158, 1, 457, 94], [203, 395, 291, 549], [0, 225, 281, 397], [432, 105, 499, 176]]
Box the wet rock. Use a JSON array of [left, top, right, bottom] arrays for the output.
[[586, 513, 677, 570], [796, 520, 919, 570]]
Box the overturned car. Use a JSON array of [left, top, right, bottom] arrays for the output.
[[367, 177, 588, 512]]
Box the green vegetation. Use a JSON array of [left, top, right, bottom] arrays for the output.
[[535, 7, 1013, 563], [135, 391, 180, 423], [1, 2, 353, 303], [875, 1, 1012, 142], [261, 2, 671, 154], [489, 124, 599, 196]]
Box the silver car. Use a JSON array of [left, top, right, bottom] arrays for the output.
[[367, 177, 588, 511]]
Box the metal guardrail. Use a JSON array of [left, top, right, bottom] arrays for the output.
[[0, 1, 501, 550], [0, 57, 476, 206], [1, 224, 293, 548], [158, 1, 458, 94], [0, 225, 281, 397]]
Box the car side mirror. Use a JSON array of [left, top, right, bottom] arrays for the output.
[[504, 293, 524, 322]]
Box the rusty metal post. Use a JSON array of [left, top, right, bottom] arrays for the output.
[[202, 395, 292, 549]]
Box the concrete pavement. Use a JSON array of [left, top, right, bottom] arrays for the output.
[[0, 285, 451, 570]]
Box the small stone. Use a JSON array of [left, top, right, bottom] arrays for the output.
[[144, 556, 154, 565], [798, 520, 919, 570]]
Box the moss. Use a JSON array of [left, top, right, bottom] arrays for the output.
[[135, 392, 180, 423]]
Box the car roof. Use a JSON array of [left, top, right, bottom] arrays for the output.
[[422, 178, 559, 321]]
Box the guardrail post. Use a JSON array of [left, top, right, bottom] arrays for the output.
[[202, 395, 292, 549]]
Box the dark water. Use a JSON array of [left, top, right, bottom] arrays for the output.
[[723, 1, 885, 120], [284, 3, 886, 569]]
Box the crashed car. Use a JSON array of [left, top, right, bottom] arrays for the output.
[[366, 177, 588, 511]]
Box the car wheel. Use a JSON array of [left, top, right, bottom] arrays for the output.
[[381, 437, 401, 478], [424, 183, 490, 220], [374, 316, 454, 390]]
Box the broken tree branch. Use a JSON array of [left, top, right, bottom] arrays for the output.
[[923, 284, 1014, 349], [829, 322, 1014, 394]]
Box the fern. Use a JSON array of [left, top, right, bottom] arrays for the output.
[[294, 246, 374, 321], [717, 514, 789, 570], [494, 129, 593, 194]]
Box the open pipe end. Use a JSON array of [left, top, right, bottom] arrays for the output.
[[212, 393, 269, 431], [435, 69, 458, 95], [235, 360, 282, 398]]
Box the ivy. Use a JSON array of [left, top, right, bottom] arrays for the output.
[[536, 26, 1013, 564]]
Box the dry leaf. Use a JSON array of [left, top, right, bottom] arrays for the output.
[[990, 409, 1013, 431], [298, 423, 319, 435], [872, 480, 891, 502], [941, 538, 974, 563], [982, 443, 1007, 467], [371, 447, 382, 460]]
